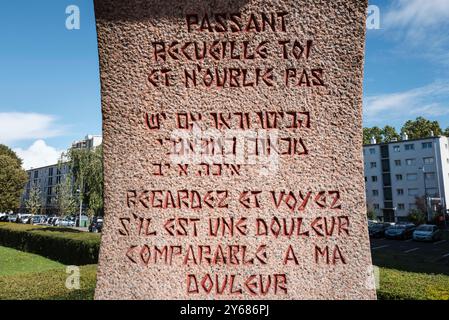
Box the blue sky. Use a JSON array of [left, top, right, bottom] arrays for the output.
[[0, 0, 448, 168]]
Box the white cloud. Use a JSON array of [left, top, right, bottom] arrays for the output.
[[0, 112, 63, 144], [383, 0, 449, 61], [14, 140, 64, 170], [364, 81, 449, 124], [385, 0, 449, 29]]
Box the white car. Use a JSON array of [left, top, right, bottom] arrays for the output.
[[413, 224, 441, 242], [18, 214, 33, 224]]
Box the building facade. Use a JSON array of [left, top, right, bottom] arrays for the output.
[[20, 135, 102, 215], [364, 135, 449, 222], [21, 163, 70, 215]]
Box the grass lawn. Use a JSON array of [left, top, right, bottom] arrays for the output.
[[0, 246, 96, 300], [0, 244, 448, 300], [0, 246, 64, 276]]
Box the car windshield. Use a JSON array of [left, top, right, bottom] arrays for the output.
[[416, 225, 433, 232]]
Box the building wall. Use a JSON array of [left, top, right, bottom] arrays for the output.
[[20, 134, 102, 215], [21, 163, 70, 215], [364, 136, 448, 222]]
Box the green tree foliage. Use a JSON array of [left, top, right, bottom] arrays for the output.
[[400, 117, 442, 139], [363, 126, 401, 144], [55, 176, 77, 217], [407, 209, 426, 225], [67, 145, 103, 217], [26, 184, 42, 215], [0, 145, 28, 212], [364, 117, 445, 145], [367, 207, 377, 220], [382, 125, 400, 142], [363, 126, 383, 145]]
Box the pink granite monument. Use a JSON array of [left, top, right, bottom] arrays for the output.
[[94, 0, 376, 299]]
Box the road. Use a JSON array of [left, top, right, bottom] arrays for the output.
[[370, 236, 449, 275]]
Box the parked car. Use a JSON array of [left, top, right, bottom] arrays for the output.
[[31, 215, 47, 225], [89, 218, 103, 233], [58, 219, 75, 227], [369, 223, 389, 238], [413, 224, 441, 242], [385, 224, 416, 240], [0, 214, 10, 222], [8, 214, 18, 223], [17, 214, 33, 224]]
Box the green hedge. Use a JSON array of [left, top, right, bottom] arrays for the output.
[[377, 267, 449, 300], [0, 222, 100, 265]]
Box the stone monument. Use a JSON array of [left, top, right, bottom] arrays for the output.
[[94, 0, 376, 299]]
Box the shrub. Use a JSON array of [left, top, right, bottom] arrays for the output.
[[377, 267, 449, 300], [0, 222, 100, 265], [407, 209, 426, 225]]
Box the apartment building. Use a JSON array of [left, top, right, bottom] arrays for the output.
[[364, 135, 449, 222], [20, 135, 102, 215]]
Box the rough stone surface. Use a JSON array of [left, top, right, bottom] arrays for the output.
[[94, 0, 376, 300]]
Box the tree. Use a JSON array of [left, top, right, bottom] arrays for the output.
[[26, 184, 42, 215], [67, 145, 103, 218], [444, 127, 449, 137], [55, 176, 77, 217], [363, 126, 383, 145], [0, 144, 28, 212], [367, 207, 376, 220], [407, 209, 426, 225], [382, 125, 400, 143], [400, 117, 442, 139]]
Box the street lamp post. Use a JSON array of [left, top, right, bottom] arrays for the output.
[[420, 166, 430, 223], [78, 176, 83, 228], [76, 176, 84, 228]]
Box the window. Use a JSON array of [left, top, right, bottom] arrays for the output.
[[425, 188, 438, 197], [372, 190, 379, 196], [47, 187, 53, 196], [407, 173, 418, 181], [405, 144, 415, 150], [394, 160, 401, 166], [423, 157, 434, 165], [371, 176, 378, 182], [57, 168, 61, 175], [398, 203, 405, 210], [46, 197, 52, 205], [406, 159, 416, 166], [408, 188, 419, 196], [47, 177, 53, 185], [393, 146, 400, 152], [33, 170, 39, 179], [396, 174, 403, 181], [48, 167, 53, 176], [56, 176, 61, 184], [373, 204, 380, 210], [425, 172, 436, 180], [370, 162, 377, 168], [422, 142, 432, 149], [397, 189, 404, 195], [369, 148, 376, 154]]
